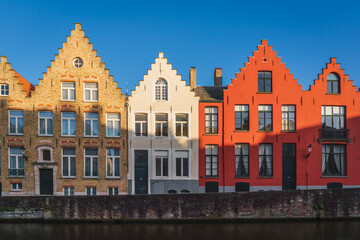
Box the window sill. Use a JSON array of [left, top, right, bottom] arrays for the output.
[[234, 176, 250, 179], [38, 135, 54, 137], [326, 93, 341, 95], [258, 176, 273, 179], [83, 136, 99, 138], [105, 136, 121, 138], [61, 177, 77, 179], [203, 134, 219, 136], [7, 176, 25, 179], [60, 100, 76, 102], [202, 176, 220, 179], [83, 100, 99, 103], [281, 130, 297, 133], [8, 134, 24, 136], [106, 177, 121, 179], [258, 131, 273, 133], [234, 130, 249, 133], [321, 176, 348, 178], [60, 135, 77, 138], [257, 92, 273, 94], [82, 177, 99, 179], [10, 190, 23, 192]]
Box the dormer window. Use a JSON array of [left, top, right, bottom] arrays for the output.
[[327, 73, 340, 94], [155, 79, 168, 100], [0, 84, 9, 96]]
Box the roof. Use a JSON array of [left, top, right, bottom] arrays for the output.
[[194, 86, 227, 102], [13, 70, 35, 96]]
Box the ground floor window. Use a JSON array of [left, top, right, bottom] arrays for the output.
[[322, 144, 346, 176], [259, 143, 273, 177], [175, 150, 189, 177], [86, 187, 97, 196], [235, 143, 249, 177], [11, 183, 22, 191], [155, 150, 168, 177], [108, 187, 119, 195], [64, 187, 74, 196]]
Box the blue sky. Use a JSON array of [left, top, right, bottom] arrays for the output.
[[1, 0, 359, 94]]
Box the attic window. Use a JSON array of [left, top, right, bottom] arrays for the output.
[[0, 84, 9, 96], [73, 58, 83, 68]]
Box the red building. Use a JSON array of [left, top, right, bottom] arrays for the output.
[[196, 40, 360, 192]]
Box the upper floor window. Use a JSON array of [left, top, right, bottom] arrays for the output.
[[205, 107, 218, 134], [155, 150, 169, 177], [73, 57, 83, 68], [9, 110, 23, 135], [61, 82, 75, 101], [39, 111, 53, 136], [235, 105, 249, 131], [106, 113, 120, 137], [9, 147, 24, 177], [84, 113, 99, 137], [282, 105, 296, 131], [205, 145, 218, 177], [84, 148, 98, 177], [322, 144, 346, 176], [235, 143, 249, 177], [155, 113, 168, 137], [62, 112, 76, 136], [175, 114, 188, 137], [0, 84, 9, 96], [155, 79, 168, 100], [258, 105, 272, 131], [259, 143, 273, 177], [84, 83, 98, 101], [258, 71, 272, 92], [327, 73, 339, 94], [321, 106, 345, 129], [135, 113, 147, 136]]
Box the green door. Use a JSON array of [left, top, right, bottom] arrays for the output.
[[282, 143, 296, 190], [135, 150, 148, 194], [40, 169, 53, 195]]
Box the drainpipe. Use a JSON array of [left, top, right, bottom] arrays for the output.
[[222, 101, 225, 192], [125, 96, 129, 193]]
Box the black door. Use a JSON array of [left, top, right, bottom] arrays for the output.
[[40, 169, 53, 195], [282, 143, 296, 190], [135, 150, 148, 194], [205, 182, 219, 193], [0, 183, 2, 196]]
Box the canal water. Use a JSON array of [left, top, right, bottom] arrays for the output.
[[0, 221, 359, 240]]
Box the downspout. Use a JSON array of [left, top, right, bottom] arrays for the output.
[[222, 100, 225, 192], [125, 95, 129, 193]]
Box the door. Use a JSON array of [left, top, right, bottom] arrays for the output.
[[135, 150, 148, 194], [40, 169, 53, 195], [282, 143, 296, 190]]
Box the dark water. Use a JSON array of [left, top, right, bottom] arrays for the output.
[[0, 221, 359, 240]]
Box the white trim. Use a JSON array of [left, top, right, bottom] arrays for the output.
[[37, 146, 54, 162], [152, 149, 170, 179], [62, 147, 76, 178], [61, 82, 76, 101], [8, 110, 24, 135], [153, 77, 169, 102], [84, 148, 99, 177], [106, 113, 121, 138], [133, 112, 148, 138], [172, 148, 191, 179], [83, 82, 98, 102], [38, 111, 53, 136], [106, 148, 121, 178], [0, 83, 9, 96], [153, 112, 170, 139], [172, 111, 191, 139], [61, 112, 76, 136], [84, 112, 99, 137]]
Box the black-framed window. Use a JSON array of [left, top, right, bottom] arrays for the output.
[[258, 105, 272, 131], [205, 107, 218, 134], [205, 145, 218, 177], [258, 71, 272, 92], [282, 105, 296, 131], [322, 144, 346, 176], [259, 143, 273, 177], [235, 105, 249, 131], [321, 106, 345, 129], [327, 73, 340, 94], [235, 143, 249, 177]]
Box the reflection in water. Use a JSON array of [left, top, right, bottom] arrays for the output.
[[0, 221, 359, 240]]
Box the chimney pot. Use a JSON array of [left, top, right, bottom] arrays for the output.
[[190, 67, 196, 91]]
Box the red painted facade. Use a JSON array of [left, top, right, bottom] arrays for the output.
[[198, 40, 360, 191]]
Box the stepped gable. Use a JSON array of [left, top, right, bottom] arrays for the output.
[[13, 70, 35, 97]]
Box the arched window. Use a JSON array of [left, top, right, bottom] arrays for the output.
[[155, 79, 168, 100], [327, 73, 339, 94]]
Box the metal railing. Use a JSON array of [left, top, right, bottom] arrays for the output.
[[320, 128, 349, 140], [8, 168, 25, 177]]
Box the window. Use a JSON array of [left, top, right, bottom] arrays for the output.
[[106, 113, 120, 137], [84, 148, 98, 177], [64, 187, 75, 196], [84, 113, 99, 137], [135, 113, 147, 136], [175, 150, 189, 177], [11, 183, 22, 190], [0, 84, 9, 96], [86, 187, 97, 196], [258, 105, 272, 131], [62, 112, 76, 136], [155, 114, 168, 137], [282, 105, 296, 131], [39, 111, 53, 135], [84, 83, 98, 101], [155, 151, 168, 177], [61, 82, 75, 101], [9, 147, 24, 177], [259, 144, 273, 177], [9, 110, 23, 135], [41, 149, 51, 161], [327, 73, 339, 94], [109, 187, 119, 195], [62, 148, 76, 177], [205, 145, 218, 177], [321, 106, 345, 129], [258, 71, 272, 92], [205, 107, 218, 134], [235, 144, 249, 177], [175, 114, 188, 137], [106, 148, 120, 178], [73, 57, 83, 68], [322, 144, 346, 176], [235, 105, 249, 131], [155, 79, 168, 100]]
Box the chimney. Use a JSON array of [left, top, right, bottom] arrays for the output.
[[214, 68, 222, 86], [190, 67, 196, 91]]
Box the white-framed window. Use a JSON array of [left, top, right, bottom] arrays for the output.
[[109, 187, 119, 195], [106, 148, 120, 178], [84, 83, 98, 101], [73, 57, 83, 68], [62, 148, 76, 177], [84, 148, 98, 177], [84, 113, 98, 137], [155, 150, 169, 177], [0, 84, 9, 96], [86, 187, 97, 196], [9, 110, 23, 135], [39, 111, 53, 136], [64, 187, 75, 196], [62, 112, 76, 136], [259, 143, 273, 177], [175, 150, 189, 177], [155, 79, 168, 100], [9, 147, 24, 177], [205, 107, 218, 134], [11, 183, 22, 191], [135, 113, 147, 136], [205, 145, 218, 177], [175, 114, 188, 137], [155, 113, 168, 137], [106, 113, 120, 137], [61, 82, 75, 101]]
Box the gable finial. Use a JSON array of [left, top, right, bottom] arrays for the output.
[[159, 52, 164, 58], [74, 23, 82, 31]]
